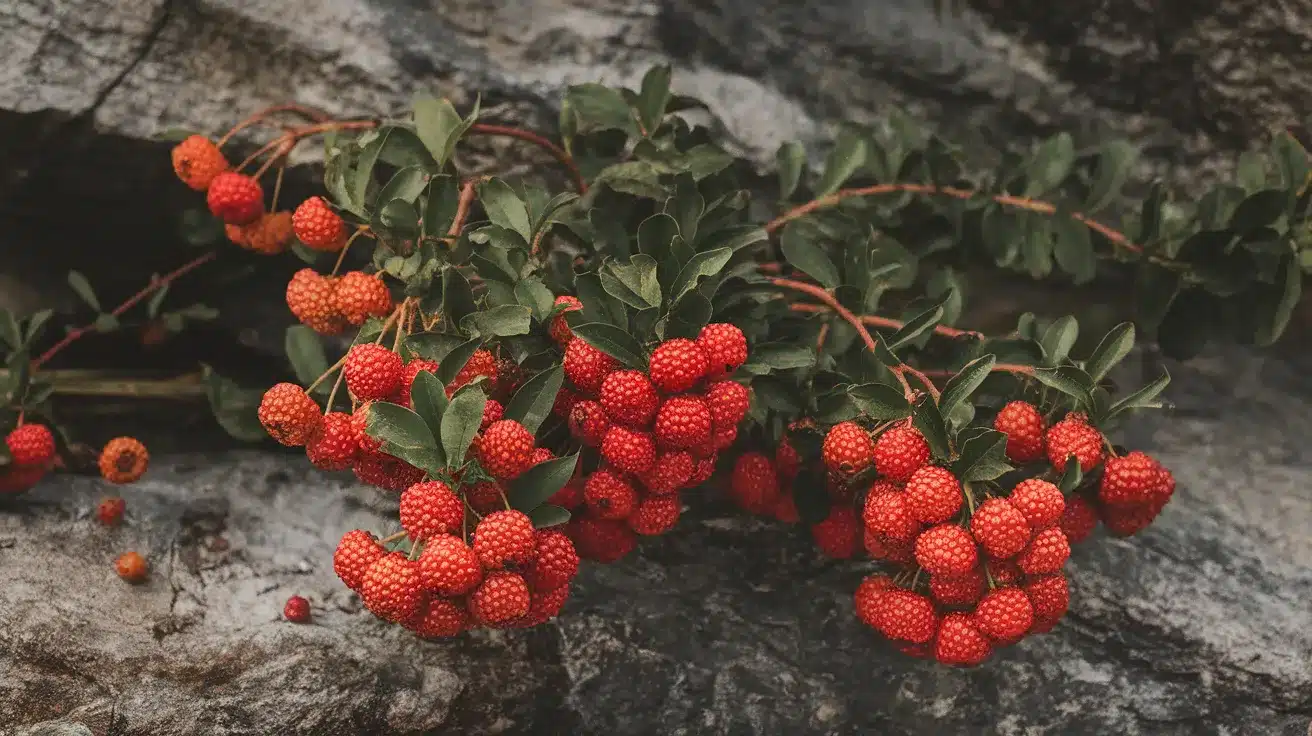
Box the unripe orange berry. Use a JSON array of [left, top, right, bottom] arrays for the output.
[[331, 271, 393, 326], [98, 436, 149, 484], [171, 135, 229, 191]]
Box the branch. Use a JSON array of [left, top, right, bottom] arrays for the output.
[[469, 123, 587, 194], [788, 303, 981, 339]]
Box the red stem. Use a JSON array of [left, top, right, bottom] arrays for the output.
[[32, 251, 218, 369], [788, 302, 981, 339], [468, 124, 587, 194]]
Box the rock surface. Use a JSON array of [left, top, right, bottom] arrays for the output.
[[3, 344, 1311, 735]]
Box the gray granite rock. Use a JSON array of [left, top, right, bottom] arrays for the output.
[[3, 345, 1311, 735]]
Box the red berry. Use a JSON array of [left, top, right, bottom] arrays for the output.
[[171, 135, 229, 190], [853, 573, 894, 630], [601, 426, 657, 475], [478, 420, 536, 480], [465, 481, 506, 514], [563, 339, 617, 394], [352, 449, 425, 492], [470, 571, 531, 625], [904, 466, 963, 524], [654, 395, 713, 450], [822, 422, 876, 478], [642, 451, 696, 495], [711, 425, 738, 452], [696, 323, 748, 379], [704, 380, 750, 430], [568, 516, 636, 563], [599, 370, 660, 427], [552, 386, 578, 419], [398, 358, 440, 408], [1098, 451, 1163, 507], [257, 383, 321, 447], [448, 349, 498, 396], [812, 506, 861, 559], [1100, 499, 1169, 537], [648, 338, 709, 393], [0, 465, 46, 494], [549, 295, 583, 344], [547, 480, 584, 509], [775, 436, 802, 480], [934, 613, 992, 666], [690, 454, 717, 485], [1045, 415, 1105, 473], [408, 597, 469, 638], [5, 424, 55, 467], [929, 569, 985, 607], [286, 269, 346, 336], [583, 469, 638, 520], [480, 399, 505, 430], [418, 534, 483, 595], [1008, 478, 1065, 529], [332, 271, 392, 326], [1023, 572, 1070, 624], [524, 530, 580, 591], [628, 495, 683, 536], [333, 529, 385, 591], [729, 451, 780, 515], [873, 427, 930, 482], [994, 401, 1046, 463], [96, 497, 126, 527], [283, 595, 311, 623], [343, 344, 404, 402], [306, 411, 359, 471], [115, 551, 149, 584], [1016, 527, 1071, 575], [517, 584, 573, 627], [973, 587, 1034, 643], [98, 437, 148, 484], [292, 196, 347, 251], [914, 524, 978, 576], [399, 480, 464, 541], [862, 485, 921, 544], [206, 172, 264, 225], [774, 493, 801, 524], [568, 399, 610, 446], [1060, 495, 1099, 543], [360, 553, 424, 623], [864, 531, 914, 564], [968, 498, 1032, 560], [875, 589, 938, 644], [472, 509, 537, 570], [529, 447, 554, 466]]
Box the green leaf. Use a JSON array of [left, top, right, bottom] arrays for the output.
[[422, 175, 460, 238], [637, 64, 672, 134], [1021, 216, 1054, 278], [887, 294, 950, 350], [815, 128, 867, 197], [479, 179, 533, 244], [912, 394, 951, 460], [1272, 131, 1311, 192], [413, 93, 476, 168], [0, 309, 20, 350], [67, 271, 99, 311], [514, 278, 555, 321], [939, 355, 996, 418], [572, 322, 647, 368], [367, 401, 443, 474], [669, 247, 733, 303], [748, 343, 817, 371], [1229, 189, 1288, 232], [951, 428, 1013, 483], [1057, 461, 1083, 492], [405, 331, 465, 363], [508, 455, 580, 511], [1107, 369, 1171, 418], [200, 364, 265, 442], [145, 281, 170, 319], [528, 504, 572, 529], [1254, 255, 1301, 347], [600, 255, 661, 310], [1085, 322, 1135, 382], [435, 338, 483, 386], [1039, 315, 1079, 367], [848, 382, 911, 420], [1084, 140, 1137, 213], [1135, 264, 1182, 331], [373, 199, 420, 240], [464, 305, 533, 338], [1052, 217, 1096, 285], [665, 291, 713, 339], [283, 326, 330, 387], [1032, 365, 1094, 405], [1024, 132, 1075, 196], [779, 222, 840, 289], [504, 366, 564, 435], [92, 314, 120, 333], [564, 83, 636, 135], [178, 209, 225, 247], [439, 386, 486, 468], [593, 161, 666, 199], [377, 166, 429, 208], [442, 267, 478, 328], [776, 141, 806, 200], [24, 309, 53, 344], [409, 370, 448, 437]]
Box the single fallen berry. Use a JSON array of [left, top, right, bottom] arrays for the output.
[[993, 401, 1046, 463], [1008, 478, 1065, 529], [822, 422, 876, 478], [696, 323, 748, 380], [934, 613, 992, 666], [874, 589, 938, 644], [408, 597, 469, 638], [478, 420, 536, 480], [470, 571, 532, 626], [853, 573, 894, 630], [283, 595, 311, 623], [472, 509, 537, 570], [292, 195, 347, 251], [96, 497, 126, 527], [972, 587, 1034, 643], [257, 383, 321, 447], [548, 295, 583, 344], [811, 506, 861, 559], [873, 426, 930, 482], [1045, 414, 1105, 474], [729, 451, 781, 515], [628, 495, 683, 536], [418, 534, 484, 595], [563, 338, 618, 394], [285, 268, 346, 336], [968, 498, 1032, 559], [206, 172, 264, 225], [399, 480, 464, 541], [914, 524, 979, 576], [116, 551, 149, 584], [568, 399, 610, 447], [904, 465, 963, 524], [601, 426, 657, 475], [1060, 495, 1099, 543], [929, 568, 985, 607], [654, 395, 713, 450], [306, 411, 359, 471], [5, 424, 56, 468], [704, 380, 750, 431], [599, 370, 660, 428], [98, 436, 149, 484], [333, 529, 386, 591], [524, 530, 580, 591], [448, 349, 498, 396], [583, 469, 639, 521], [343, 343, 404, 402], [567, 516, 637, 563], [648, 338, 709, 394], [1098, 451, 1163, 507], [360, 552, 424, 623], [1016, 527, 1071, 575], [332, 271, 393, 326], [171, 135, 229, 190]]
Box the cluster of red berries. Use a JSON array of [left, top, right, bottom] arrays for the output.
[[171, 135, 293, 256], [335, 489, 580, 636], [548, 299, 751, 562], [285, 268, 393, 336]]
